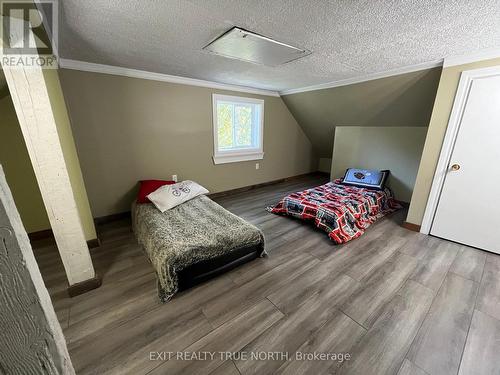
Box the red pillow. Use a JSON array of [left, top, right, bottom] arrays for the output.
[[137, 180, 175, 203]]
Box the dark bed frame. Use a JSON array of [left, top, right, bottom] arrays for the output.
[[177, 244, 262, 291]]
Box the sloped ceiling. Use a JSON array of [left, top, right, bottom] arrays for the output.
[[59, 0, 500, 92], [281, 67, 442, 157]]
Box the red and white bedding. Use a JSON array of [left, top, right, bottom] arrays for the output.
[[267, 180, 401, 244]]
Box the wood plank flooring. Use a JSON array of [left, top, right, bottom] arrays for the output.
[[32, 175, 500, 375]]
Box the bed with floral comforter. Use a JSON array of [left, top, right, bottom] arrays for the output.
[[133, 195, 265, 302]]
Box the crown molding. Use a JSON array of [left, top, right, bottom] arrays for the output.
[[58, 49, 500, 99], [279, 59, 444, 96], [443, 48, 500, 68], [58, 58, 280, 97]]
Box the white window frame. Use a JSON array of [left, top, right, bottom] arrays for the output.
[[212, 94, 264, 165]]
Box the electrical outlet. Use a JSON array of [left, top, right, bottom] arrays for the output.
[[255, 163, 260, 170], [172, 174, 178, 182]]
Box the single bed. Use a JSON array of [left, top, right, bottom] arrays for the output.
[[132, 195, 265, 302], [267, 179, 400, 244]]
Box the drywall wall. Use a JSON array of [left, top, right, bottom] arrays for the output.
[[318, 158, 332, 174], [0, 70, 8, 99], [0, 95, 51, 233], [331, 127, 428, 202], [406, 57, 500, 226], [42, 69, 97, 241], [59, 69, 317, 217], [282, 67, 441, 157]]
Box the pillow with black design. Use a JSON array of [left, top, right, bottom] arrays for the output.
[[341, 168, 389, 190], [147, 180, 209, 212]]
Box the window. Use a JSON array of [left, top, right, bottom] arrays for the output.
[[212, 94, 264, 164]]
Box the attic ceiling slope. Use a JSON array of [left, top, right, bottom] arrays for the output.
[[59, 0, 500, 92], [281, 67, 443, 157]]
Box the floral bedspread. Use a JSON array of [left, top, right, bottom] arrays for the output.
[[133, 195, 265, 302]]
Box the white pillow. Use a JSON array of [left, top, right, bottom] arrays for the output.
[[146, 180, 209, 212]]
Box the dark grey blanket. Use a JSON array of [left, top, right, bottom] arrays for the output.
[[132, 195, 265, 302]]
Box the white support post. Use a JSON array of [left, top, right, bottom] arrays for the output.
[[1, 16, 96, 286]]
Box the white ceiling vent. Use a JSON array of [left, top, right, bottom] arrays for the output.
[[203, 27, 311, 67]]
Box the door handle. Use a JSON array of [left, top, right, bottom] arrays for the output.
[[450, 164, 460, 171]]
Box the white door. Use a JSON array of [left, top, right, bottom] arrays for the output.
[[431, 71, 500, 254]]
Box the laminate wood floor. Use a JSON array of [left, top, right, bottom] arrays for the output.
[[32, 175, 500, 375]]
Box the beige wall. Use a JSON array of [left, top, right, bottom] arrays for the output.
[[406, 57, 500, 225], [59, 69, 317, 217], [42, 69, 97, 241], [331, 127, 427, 202], [0, 95, 50, 233], [0, 71, 97, 241], [0, 70, 8, 99], [318, 158, 332, 174], [282, 68, 441, 157]]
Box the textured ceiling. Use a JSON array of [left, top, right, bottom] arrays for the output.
[[59, 0, 500, 91]]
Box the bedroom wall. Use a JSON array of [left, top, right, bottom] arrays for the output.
[[318, 158, 332, 174], [406, 57, 500, 226], [0, 95, 50, 233], [281, 67, 441, 158], [331, 126, 428, 203], [0, 70, 8, 99], [59, 69, 317, 218]]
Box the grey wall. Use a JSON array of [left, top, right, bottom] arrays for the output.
[[331, 127, 428, 202], [59, 69, 317, 217], [282, 68, 441, 157]]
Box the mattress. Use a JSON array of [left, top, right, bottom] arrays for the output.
[[132, 195, 265, 302], [268, 180, 401, 244]]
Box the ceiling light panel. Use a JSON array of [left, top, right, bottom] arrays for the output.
[[203, 27, 311, 67]]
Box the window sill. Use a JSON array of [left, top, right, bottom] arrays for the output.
[[213, 152, 264, 165]]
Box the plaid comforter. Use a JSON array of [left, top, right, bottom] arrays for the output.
[[267, 180, 401, 244]]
